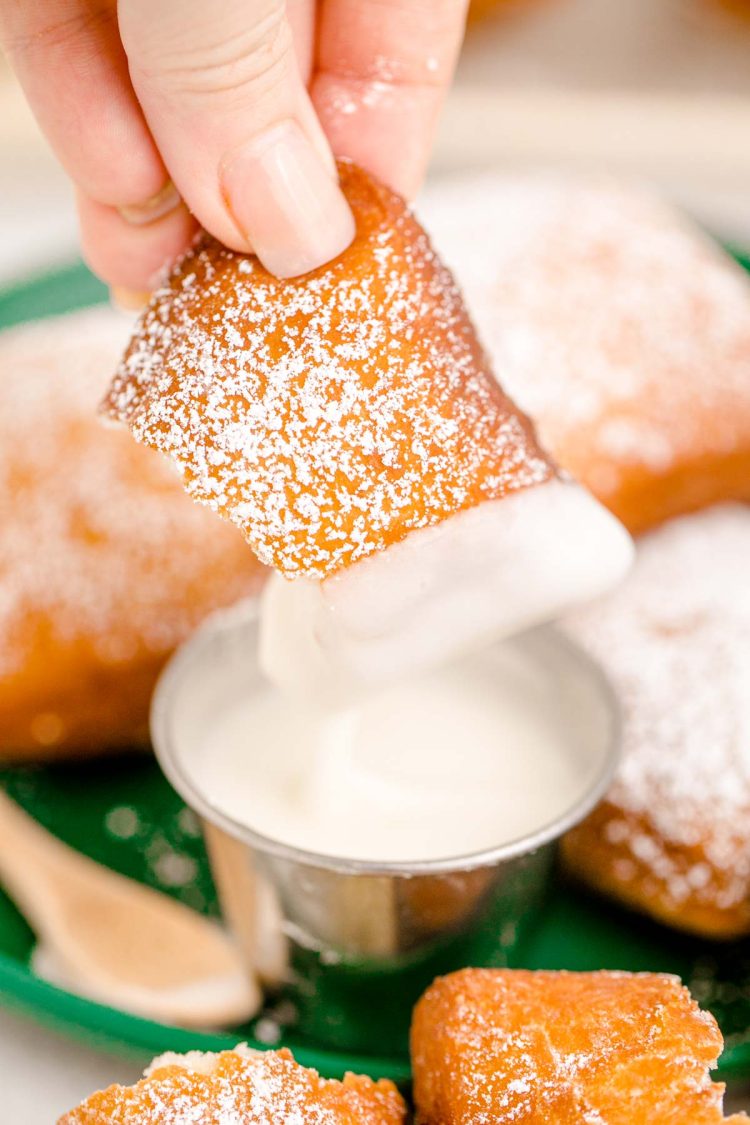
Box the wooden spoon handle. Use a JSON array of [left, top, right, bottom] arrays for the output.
[[0, 790, 75, 924]]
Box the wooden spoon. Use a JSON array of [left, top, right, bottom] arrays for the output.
[[0, 790, 261, 1027]]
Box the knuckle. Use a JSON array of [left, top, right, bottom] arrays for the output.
[[1, 4, 115, 60], [135, 6, 293, 101]]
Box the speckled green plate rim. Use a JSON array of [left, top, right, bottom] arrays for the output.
[[0, 255, 749, 1085], [0, 957, 410, 1081]]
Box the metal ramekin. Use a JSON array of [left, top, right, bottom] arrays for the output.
[[151, 599, 620, 1052]]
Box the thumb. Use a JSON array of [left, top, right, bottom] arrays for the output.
[[119, 0, 354, 277]]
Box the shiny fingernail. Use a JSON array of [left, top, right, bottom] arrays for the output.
[[221, 120, 355, 278], [118, 181, 182, 226]]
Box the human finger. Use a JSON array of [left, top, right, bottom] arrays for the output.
[[119, 0, 354, 278], [312, 0, 468, 198]]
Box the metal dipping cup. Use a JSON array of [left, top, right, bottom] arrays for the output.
[[151, 600, 620, 1054]]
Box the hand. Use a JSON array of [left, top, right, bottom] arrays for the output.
[[0, 0, 468, 290]]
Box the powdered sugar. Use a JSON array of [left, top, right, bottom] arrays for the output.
[[564, 504, 750, 908], [105, 164, 552, 580], [0, 305, 260, 685], [412, 968, 734, 1124], [60, 1044, 405, 1124], [421, 172, 750, 506]]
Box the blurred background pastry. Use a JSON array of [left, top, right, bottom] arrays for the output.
[[420, 171, 750, 938], [422, 173, 750, 534], [468, 0, 553, 22], [562, 504, 750, 939], [0, 306, 264, 761]]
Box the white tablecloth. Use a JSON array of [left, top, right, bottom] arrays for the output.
[[0, 1009, 143, 1122]]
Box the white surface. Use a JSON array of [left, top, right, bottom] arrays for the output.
[[0, 1008, 144, 1123], [0, 78, 78, 286], [433, 0, 750, 243]]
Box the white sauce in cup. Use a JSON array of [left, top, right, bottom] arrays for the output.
[[187, 633, 612, 864]]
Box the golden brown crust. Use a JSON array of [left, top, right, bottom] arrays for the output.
[[563, 803, 750, 941], [556, 427, 750, 538], [422, 175, 750, 535], [0, 308, 264, 761], [105, 161, 554, 581], [411, 968, 746, 1124], [58, 1046, 406, 1124], [561, 505, 750, 939]]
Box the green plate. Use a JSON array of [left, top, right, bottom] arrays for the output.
[[0, 259, 749, 1082]]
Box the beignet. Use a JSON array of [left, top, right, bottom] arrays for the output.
[[562, 504, 750, 938], [411, 968, 747, 1123], [105, 162, 630, 691], [58, 1044, 406, 1124], [422, 173, 750, 534], [0, 307, 263, 759]]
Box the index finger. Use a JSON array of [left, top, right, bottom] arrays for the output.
[[312, 0, 468, 199]]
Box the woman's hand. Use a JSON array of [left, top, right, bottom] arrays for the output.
[[0, 0, 468, 290]]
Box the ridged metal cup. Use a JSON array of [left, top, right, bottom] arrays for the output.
[[151, 600, 620, 1052]]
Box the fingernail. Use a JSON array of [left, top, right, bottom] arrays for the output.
[[221, 120, 355, 278], [110, 287, 151, 311], [118, 180, 181, 226]]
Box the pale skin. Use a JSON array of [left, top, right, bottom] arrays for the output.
[[0, 0, 469, 292]]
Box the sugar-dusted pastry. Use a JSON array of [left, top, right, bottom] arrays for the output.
[[422, 173, 750, 535], [562, 503, 750, 939], [59, 1043, 406, 1124], [0, 307, 264, 760], [411, 968, 747, 1124], [105, 162, 631, 690]]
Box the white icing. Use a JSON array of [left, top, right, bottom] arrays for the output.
[[189, 631, 613, 864], [259, 478, 633, 696]]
